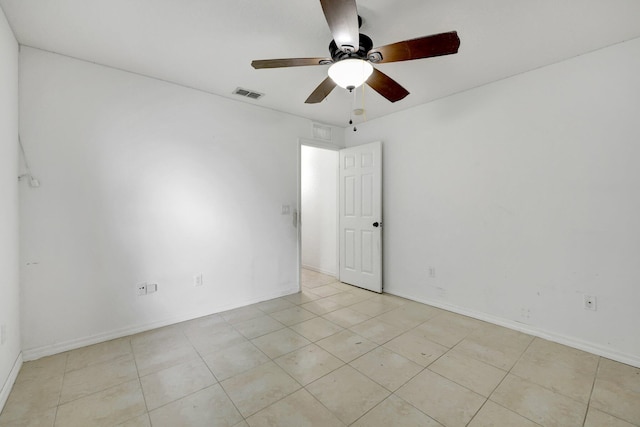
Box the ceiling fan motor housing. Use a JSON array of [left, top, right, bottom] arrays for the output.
[[329, 33, 374, 62]]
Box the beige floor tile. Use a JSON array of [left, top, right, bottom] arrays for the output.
[[584, 407, 637, 427], [202, 341, 270, 381], [467, 400, 539, 427], [322, 307, 371, 328], [453, 324, 534, 370], [328, 281, 361, 292], [0, 406, 57, 427], [383, 330, 448, 367], [65, 337, 132, 372], [349, 299, 400, 317], [436, 311, 486, 330], [289, 317, 343, 342], [253, 297, 295, 313], [220, 361, 301, 417], [59, 354, 138, 404], [182, 314, 229, 337], [306, 365, 390, 425], [396, 369, 486, 427], [351, 394, 443, 427], [269, 307, 316, 326], [130, 325, 186, 352], [140, 359, 216, 410], [412, 312, 481, 348], [15, 354, 67, 384], [0, 375, 63, 423], [349, 318, 404, 345], [590, 358, 640, 424], [117, 413, 151, 427], [511, 338, 598, 403], [300, 298, 343, 315], [375, 302, 441, 330], [325, 290, 375, 307], [429, 350, 507, 397], [307, 284, 344, 297], [491, 374, 587, 427], [370, 293, 412, 306], [221, 305, 265, 324], [274, 344, 344, 385], [282, 290, 322, 304], [251, 328, 311, 358], [54, 380, 146, 427], [300, 270, 336, 288], [133, 340, 201, 377], [350, 346, 423, 391], [246, 388, 345, 427], [148, 384, 242, 427], [232, 315, 285, 339], [233, 422, 250, 427], [316, 329, 378, 363], [186, 327, 247, 355]]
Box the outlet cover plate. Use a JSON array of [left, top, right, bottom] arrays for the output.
[[136, 283, 147, 296], [194, 274, 204, 287], [584, 295, 597, 311]]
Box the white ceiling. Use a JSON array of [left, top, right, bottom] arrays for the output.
[[2, 0, 640, 127]]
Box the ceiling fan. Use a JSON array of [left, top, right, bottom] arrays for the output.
[[251, 0, 460, 104]]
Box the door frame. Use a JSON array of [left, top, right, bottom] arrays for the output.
[[297, 137, 342, 290]]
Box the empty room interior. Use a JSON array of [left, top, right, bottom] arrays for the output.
[[1, 1, 640, 426]]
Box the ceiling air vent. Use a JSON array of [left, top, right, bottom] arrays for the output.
[[233, 87, 264, 100]]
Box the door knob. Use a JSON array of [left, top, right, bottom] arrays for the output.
[[373, 222, 380, 228]]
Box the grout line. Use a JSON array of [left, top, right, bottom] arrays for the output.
[[51, 351, 71, 427], [129, 337, 150, 421], [582, 356, 601, 426]]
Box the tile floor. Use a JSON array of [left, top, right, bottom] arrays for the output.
[[1, 269, 639, 426]]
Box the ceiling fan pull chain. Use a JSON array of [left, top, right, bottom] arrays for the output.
[[352, 86, 358, 131], [361, 83, 367, 122]]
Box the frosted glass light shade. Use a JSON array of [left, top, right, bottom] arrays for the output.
[[328, 59, 373, 89]]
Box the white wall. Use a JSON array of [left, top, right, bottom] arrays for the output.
[[0, 5, 20, 409], [301, 145, 337, 275], [346, 38, 640, 366], [18, 47, 343, 359]]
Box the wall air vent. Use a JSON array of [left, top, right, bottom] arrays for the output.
[[233, 87, 264, 100], [312, 123, 332, 141]]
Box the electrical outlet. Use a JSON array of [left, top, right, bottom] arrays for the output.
[[429, 267, 436, 278], [136, 283, 147, 296], [194, 273, 204, 287], [147, 283, 158, 293], [584, 295, 597, 311], [1, 324, 6, 345]]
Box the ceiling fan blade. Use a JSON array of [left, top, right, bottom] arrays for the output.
[[366, 68, 409, 103], [251, 58, 331, 69], [305, 77, 337, 104], [368, 31, 460, 64], [320, 0, 359, 53]]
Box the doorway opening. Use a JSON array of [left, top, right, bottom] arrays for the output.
[[300, 144, 339, 280]]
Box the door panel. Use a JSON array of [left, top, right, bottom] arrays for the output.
[[339, 141, 382, 292]]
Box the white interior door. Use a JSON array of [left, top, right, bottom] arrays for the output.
[[339, 141, 382, 293]]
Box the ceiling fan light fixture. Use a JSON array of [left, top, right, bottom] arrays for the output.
[[328, 59, 373, 90]]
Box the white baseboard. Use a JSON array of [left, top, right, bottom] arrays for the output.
[[1, 352, 22, 413], [389, 290, 640, 369], [22, 287, 299, 362], [301, 264, 337, 277]]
